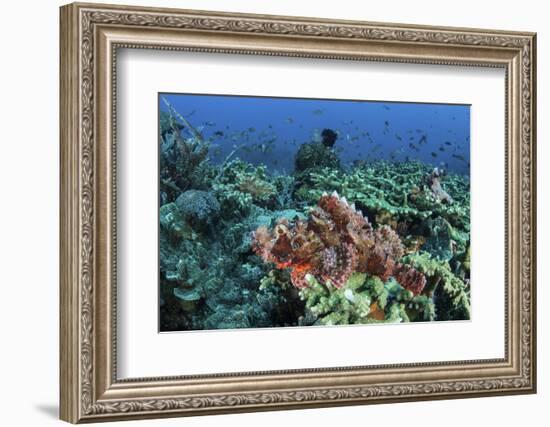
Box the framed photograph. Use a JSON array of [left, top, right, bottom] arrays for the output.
[[60, 2, 537, 423]]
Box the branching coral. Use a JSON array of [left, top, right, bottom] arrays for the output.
[[212, 159, 277, 216], [252, 192, 426, 295], [296, 162, 470, 230], [272, 271, 436, 326], [401, 251, 470, 320]]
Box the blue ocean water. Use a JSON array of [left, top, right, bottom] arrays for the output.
[[160, 93, 470, 176]]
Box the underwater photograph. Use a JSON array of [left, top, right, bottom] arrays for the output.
[[159, 93, 471, 332]]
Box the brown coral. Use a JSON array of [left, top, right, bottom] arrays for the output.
[[252, 192, 426, 294], [237, 176, 276, 201]]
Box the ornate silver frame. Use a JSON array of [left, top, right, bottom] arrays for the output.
[[60, 2, 537, 423]]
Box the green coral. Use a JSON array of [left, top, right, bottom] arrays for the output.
[[295, 272, 436, 326], [296, 161, 470, 230], [299, 273, 372, 325], [423, 216, 469, 261], [213, 159, 277, 216], [462, 245, 471, 273], [402, 252, 470, 321]]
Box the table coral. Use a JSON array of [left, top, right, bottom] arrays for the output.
[[296, 161, 470, 230]]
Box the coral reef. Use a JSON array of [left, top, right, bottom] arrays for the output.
[[159, 101, 471, 331]]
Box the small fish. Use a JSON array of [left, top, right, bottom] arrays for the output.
[[312, 109, 324, 115], [384, 120, 390, 127], [312, 129, 322, 144], [418, 135, 428, 145], [395, 134, 402, 141], [431, 152, 438, 158], [444, 141, 452, 146], [452, 154, 466, 161], [439, 147, 445, 152], [409, 143, 418, 151], [205, 121, 216, 127], [273, 159, 279, 165], [285, 117, 294, 124], [383, 105, 391, 110], [248, 127, 256, 132], [213, 130, 224, 137]]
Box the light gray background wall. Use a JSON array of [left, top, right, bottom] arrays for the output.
[[0, 1, 545, 425]]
